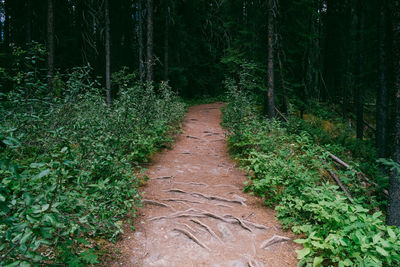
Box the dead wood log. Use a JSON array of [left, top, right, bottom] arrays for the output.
[[328, 153, 388, 195], [323, 161, 354, 201]]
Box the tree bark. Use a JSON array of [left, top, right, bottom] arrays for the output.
[[105, 0, 111, 107], [164, 1, 169, 81], [387, 0, 400, 226], [47, 0, 55, 92], [4, 0, 9, 48], [138, 0, 145, 81], [377, 0, 389, 159], [266, 0, 275, 118], [355, 0, 364, 139], [146, 0, 153, 82], [25, 0, 32, 44]]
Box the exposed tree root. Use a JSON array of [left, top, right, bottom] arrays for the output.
[[191, 192, 246, 206], [214, 203, 233, 209], [142, 199, 173, 209], [231, 194, 247, 202], [174, 182, 209, 187], [214, 184, 240, 190], [167, 188, 187, 194], [173, 227, 210, 251], [178, 222, 196, 233], [162, 198, 204, 204], [151, 176, 174, 180], [223, 215, 252, 232], [260, 235, 290, 249], [186, 135, 201, 140], [166, 189, 246, 206], [149, 209, 257, 232], [190, 219, 222, 243], [242, 220, 269, 230]]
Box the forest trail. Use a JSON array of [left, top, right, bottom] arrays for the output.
[[110, 103, 298, 267]]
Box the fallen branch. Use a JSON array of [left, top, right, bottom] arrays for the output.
[[173, 227, 210, 251], [275, 107, 289, 123], [328, 153, 388, 196], [323, 161, 354, 201]]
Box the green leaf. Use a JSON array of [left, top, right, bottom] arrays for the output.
[[0, 193, 5, 202], [313, 257, 323, 267], [20, 229, 33, 244], [387, 227, 396, 239], [41, 204, 50, 212], [34, 169, 50, 180], [296, 247, 311, 259], [376, 246, 389, 257]]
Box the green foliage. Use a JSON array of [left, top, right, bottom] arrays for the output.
[[0, 59, 186, 265], [223, 84, 400, 266]]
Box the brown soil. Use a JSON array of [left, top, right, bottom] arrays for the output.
[[109, 103, 299, 267]]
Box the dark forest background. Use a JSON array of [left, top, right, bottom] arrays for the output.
[[1, 0, 400, 265]]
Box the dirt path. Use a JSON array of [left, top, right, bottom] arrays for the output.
[[111, 103, 298, 266]]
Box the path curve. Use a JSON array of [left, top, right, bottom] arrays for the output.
[[111, 103, 298, 266]]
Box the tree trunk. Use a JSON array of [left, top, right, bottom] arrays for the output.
[[25, 0, 32, 44], [164, 1, 169, 81], [4, 0, 9, 48], [387, 0, 400, 227], [355, 0, 364, 139], [146, 0, 153, 82], [105, 0, 111, 107], [266, 0, 275, 118], [47, 0, 55, 92], [377, 0, 388, 159], [138, 0, 145, 81]]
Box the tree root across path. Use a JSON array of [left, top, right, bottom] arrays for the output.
[[190, 219, 223, 243], [173, 227, 211, 251], [149, 208, 267, 232], [142, 199, 174, 209], [165, 188, 246, 206]]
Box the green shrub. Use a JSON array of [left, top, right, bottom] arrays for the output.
[[223, 82, 400, 266], [0, 62, 186, 265]]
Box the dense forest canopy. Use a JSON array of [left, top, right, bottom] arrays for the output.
[[1, 0, 400, 265]]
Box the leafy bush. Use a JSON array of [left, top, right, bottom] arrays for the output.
[[0, 60, 186, 266], [223, 82, 400, 266]]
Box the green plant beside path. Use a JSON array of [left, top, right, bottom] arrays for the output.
[[223, 83, 400, 267]]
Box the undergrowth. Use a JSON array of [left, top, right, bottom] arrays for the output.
[[0, 45, 186, 266], [222, 77, 400, 266]]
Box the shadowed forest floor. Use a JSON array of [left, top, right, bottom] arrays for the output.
[[109, 103, 299, 266]]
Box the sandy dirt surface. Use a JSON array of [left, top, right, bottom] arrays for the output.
[[109, 103, 299, 267]]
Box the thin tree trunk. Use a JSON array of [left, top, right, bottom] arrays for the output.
[[377, 0, 388, 159], [146, 0, 153, 82], [47, 0, 55, 92], [164, 1, 169, 81], [355, 0, 364, 139], [105, 0, 111, 107], [266, 0, 275, 118], [277, 50, 288, 115], [342, 0, 352, 121], [25, 0, 32, 44], [4, 0, 9, 48], [387, 0, 400, 226], [138, 0, 144, 81]]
